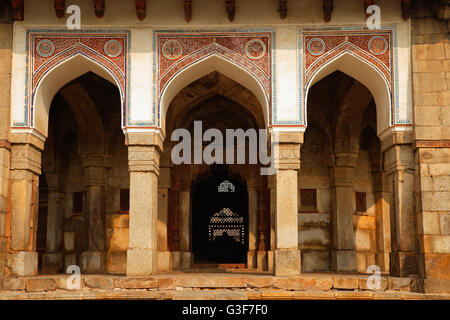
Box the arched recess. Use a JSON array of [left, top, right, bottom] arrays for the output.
[[159, 54, 270, 134], [33, 53, 122, 138], [305, 52, 391, 136]]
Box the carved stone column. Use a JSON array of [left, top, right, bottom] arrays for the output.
[[157, 166, 170, 272], [126, 133, 162, 276], [42, 173, 65, 273], [79, 154, 108, 274], [273, 132, 302, 276], [179, 164, 191, 269], [384, 142, 418, 277], [247, 177, 258, 268], [9, 138, 43, 276], [328, 153, 358, 272]]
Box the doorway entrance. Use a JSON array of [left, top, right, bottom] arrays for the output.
[[192, 166, 248, 265]]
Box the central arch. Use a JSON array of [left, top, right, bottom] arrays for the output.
[[159, 54, 270, 133]]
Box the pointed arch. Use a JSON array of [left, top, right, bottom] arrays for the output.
[[32, 53, 122, 138], [160, 54, 270, 134], [305, 51, 391, 136]]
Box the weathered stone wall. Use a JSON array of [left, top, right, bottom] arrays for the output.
[[0, 2, 13, 285], [411, 0, 450, 293]]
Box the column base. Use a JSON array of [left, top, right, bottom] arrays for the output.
[[157, 251, 171, 272], [390, 251, 418, 277], [81, 251, 105, 274], [376, 251, 390, 273], [274, 249, 301, 277], [42, 253, 64, 274], [11, 251, 38, 276], [332, 250, 357, 272], [180, 251, 192, 269], [267, 251, 274, 272], [171, 251, 181, 270], [247, 251, 256, 269], [127, 248, 156, 276], [257, 251, 268, 271]]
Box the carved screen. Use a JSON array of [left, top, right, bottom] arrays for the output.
[[208, 208, 244, 244]]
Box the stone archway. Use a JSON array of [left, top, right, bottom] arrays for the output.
[[162, 71, 271, 272]]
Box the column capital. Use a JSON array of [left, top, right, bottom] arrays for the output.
[[125, 131, 164, 152], [83, 166, 108, 186], [128, 145, 161, 174], [273, 143, 301, 170], [383, 144, 414, 174], [326, 153, 358, 168], [10, 143, 42, 175]]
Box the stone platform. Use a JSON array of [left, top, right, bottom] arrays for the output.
[[1, 273, 449, 300]]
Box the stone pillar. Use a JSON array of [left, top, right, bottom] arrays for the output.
[[179, 165, 191, 269], [384, 141, 418, 277], [9, 138, 43, 276], [79, 161, 107, 274], [0, 140, 11, 281], [157, 167, 170, 272], [328, 153, 358, 272], [126, 133, 162, 276], [247, 177, 257, 268], [273, 132, 302, 276], [373, 171, 391, 272], [42, 173, 65, 273], [267, 175, 276, 272]]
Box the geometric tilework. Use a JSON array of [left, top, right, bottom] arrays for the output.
[[153, 29, 274, 128], [299, 26, 409, 127], [14, 29, 130, 129]]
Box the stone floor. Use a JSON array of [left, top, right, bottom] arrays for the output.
[[0, 273, 449, 300]]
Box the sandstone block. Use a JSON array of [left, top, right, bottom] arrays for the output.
[[440, 213, 450, 235], [3, 276, 25, 291], [126, 248, 156, 276], [333, 276, 359, 290], [358, 277, 388, 291], [115, 277, 158, 289], [413, 43, 445, 61], [388, 277, 417, 292], [413, 72, 446, 93], [423, 235, 450, 254], [158, 278, 176, 290], [274, 249, 301, 277], [11, 251, 38, 276], [246, 276, 274, 288], [424, 279, 450, 294], [423, 253, 450, 280], [418, 212, 440, 235], [106, 251, 126, 274], [414, 92, 438, 106], [84, 277, 114, 289], [25, 278, 57, 292]]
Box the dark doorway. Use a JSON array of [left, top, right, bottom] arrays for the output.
[[192, 166, 248, 264]]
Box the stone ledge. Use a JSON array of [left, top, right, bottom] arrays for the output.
[[1, 274, 447, 300]]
